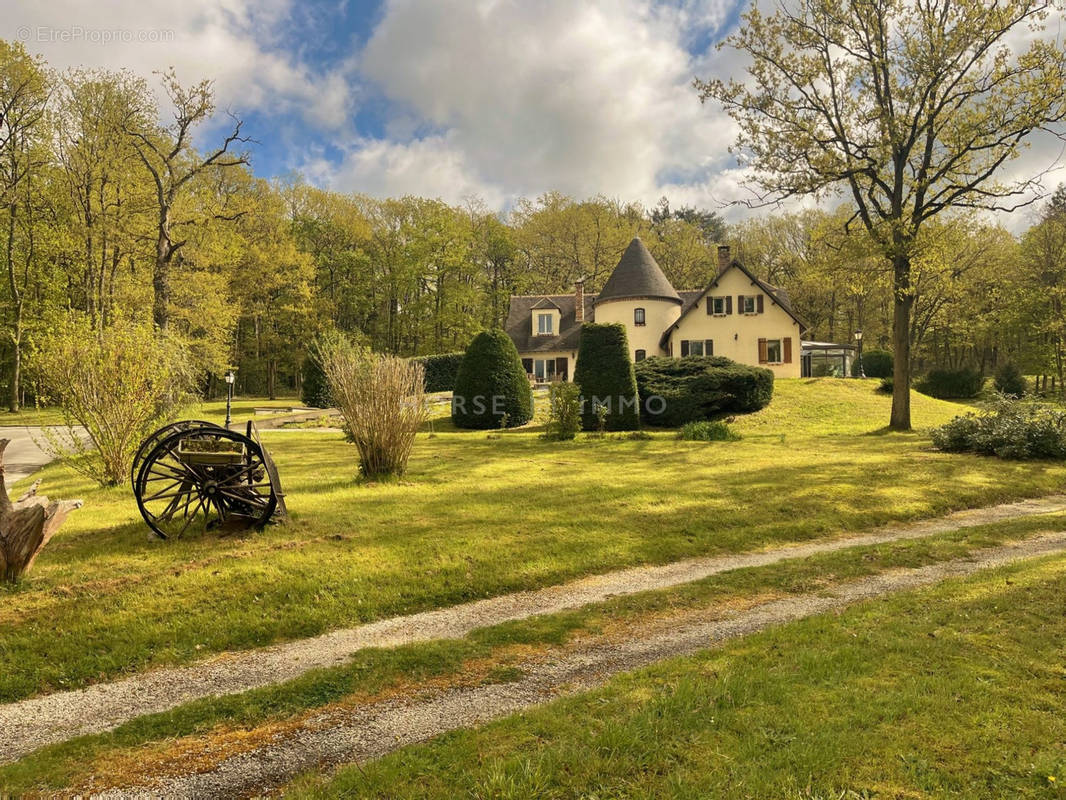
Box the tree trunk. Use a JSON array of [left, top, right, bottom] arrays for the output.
[[890, 255, 913, 431], [153, 223, 171, 331], [0, 440, 82, 583]]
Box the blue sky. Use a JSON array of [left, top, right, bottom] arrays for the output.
[[4, 0, 1063, 225]]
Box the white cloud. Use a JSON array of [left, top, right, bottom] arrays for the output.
[[330, 0, 744, 207], [5, 0, 355, 131]]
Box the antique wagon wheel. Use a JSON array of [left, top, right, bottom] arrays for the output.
[[134, 427, 278, 540], [129, 420, 223, 490]]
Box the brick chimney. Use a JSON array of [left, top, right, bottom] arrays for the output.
[[574, 279, 585, 322], [717, 245, 731, 274]]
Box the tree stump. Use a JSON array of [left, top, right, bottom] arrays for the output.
[[0, 439, 82, 582]]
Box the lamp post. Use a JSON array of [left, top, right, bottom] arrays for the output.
[[853, 330, 865, 378], [224, 371, 235, 429]]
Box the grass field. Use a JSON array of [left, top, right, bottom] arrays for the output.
[[290, 551, 1066, 799], [1, 378, 1062, 709], [4, 510, 1062, 794]]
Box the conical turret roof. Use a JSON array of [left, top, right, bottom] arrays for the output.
[[595, 238, 681, 304]]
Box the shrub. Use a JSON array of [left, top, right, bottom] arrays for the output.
[[877, 376, 893, 394], [544, 382, 581, 440], [32, 315, 193, 486], [320, 340, 428, 479], [573, 323, 640, 431], [412, 352, 465, 393], [678, 420, 741, 441], [931, 396, 1066, 460], [301, 354, 333, 408], [852, 348, 893, 378], [634, 356, 773, 427], [915, 367, 984, 399], [452, 330, 533, 429], [993, 362, 1027, 397]]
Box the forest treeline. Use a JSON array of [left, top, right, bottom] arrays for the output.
[[3, 39, 1066, 405]]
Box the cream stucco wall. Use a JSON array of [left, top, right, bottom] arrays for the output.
[[667, 268, 802, 378], [592, 297, 681, 360]]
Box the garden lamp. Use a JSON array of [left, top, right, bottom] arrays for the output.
[[225, 370, 236, 428], [853, 330, 865, 378]]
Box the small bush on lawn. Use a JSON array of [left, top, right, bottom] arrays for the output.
[[544, 383, 581, 440], [320, 339, 428, 479], [452, 330, 533, 429], [994, 362, 1027, 397], [678, 420, 741, 442], [573, 323, 639, 431], [412, 352, 465, 393], [635, 356, 773, 427], [32, 315, 193, 486], [877, 376, 893, 394], [852, 348, 893, 378], [915, 367, 984, 399], [931, 396, 1066, 459], [301, 354, 333, 408]]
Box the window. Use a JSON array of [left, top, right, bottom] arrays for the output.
[[533, 358, 557, 381], [634, 307, 646, 326], [742, 295, 756, 314], [536, 312, 554, 335], [635, 349, 646, 362], [711, 297, 726, 315], [766, 339, 782, 363], [682, 340, 705, 356]]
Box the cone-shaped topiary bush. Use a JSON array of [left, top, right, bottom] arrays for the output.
[[452, 329, 533, 429], [573, 323, 639, 431], [301, 353, 333, 408]]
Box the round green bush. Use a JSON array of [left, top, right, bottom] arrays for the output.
[[635, 356, 773, 427], [993, 362, 1027, 397], [301, 353, 333, 408], [915, 367, 984, 399], [573, 323, 640, 431], [852, 348, 893, 378], [452, 330, 533, 429]]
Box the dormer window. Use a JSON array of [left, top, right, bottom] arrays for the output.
[[634, 307, 646, 326], [536, 312, 554, 335]]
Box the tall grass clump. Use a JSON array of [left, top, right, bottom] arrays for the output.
[[543, 382, 581, 440], [321, 340, 427, 479], [32, 315, 193, 486]]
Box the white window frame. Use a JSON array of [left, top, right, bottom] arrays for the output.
[[533, 358, 557, 382], [711, 296, 726, 315], [765, 339, 783, 364], [742, 296, 757, 314], [689, 340, 705, 356], [536, 312, 554, 335]]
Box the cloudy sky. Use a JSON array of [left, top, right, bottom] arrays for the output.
[[4, 0, 1065, 225]]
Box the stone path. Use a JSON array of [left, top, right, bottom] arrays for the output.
[[98, 531, 1066, 799], [3, 494, 1065, 764]]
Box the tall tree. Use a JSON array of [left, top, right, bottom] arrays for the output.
[[124, 69, 251, 331], [0, 41, 48, 411], [698, 0, 1066, 429]]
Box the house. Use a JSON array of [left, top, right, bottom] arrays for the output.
[[504, 237, 808, 380]]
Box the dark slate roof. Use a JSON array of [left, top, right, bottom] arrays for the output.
[[659, 260, 809, 348], [505, 294, 595, 354], [595, 238, 681, 304]]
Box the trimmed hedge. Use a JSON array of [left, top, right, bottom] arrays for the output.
[[916, 367, 984, 399], [452, 330, 533, 429], [301, 353, 333, 408], [573, 323, 639, 431], [635, 356, 774, 427], [852, 348, 893, 378], [412, 352, 464, 393]]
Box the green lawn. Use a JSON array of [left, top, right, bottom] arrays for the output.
[[1, 379, 1062, 707], [4, 510, 1061, 794], [290, 550, 1066, 799]]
